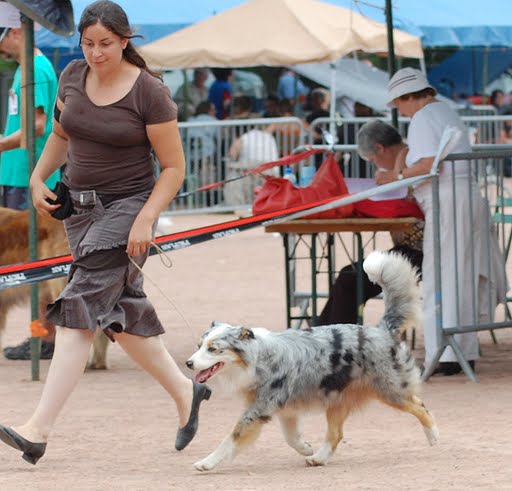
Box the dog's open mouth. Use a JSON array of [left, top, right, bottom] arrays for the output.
[[195, 362, 224, 383]]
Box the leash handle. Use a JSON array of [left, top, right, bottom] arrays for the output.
[[151, 241, 172, 268]]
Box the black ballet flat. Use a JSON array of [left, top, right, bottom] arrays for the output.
[[175, 382, 212, 451], [0, 424, 47, 465]]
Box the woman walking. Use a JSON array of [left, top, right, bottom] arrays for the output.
[[0, 0, 210, 464]]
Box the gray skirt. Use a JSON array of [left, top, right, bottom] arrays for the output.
[[46, 189, 165, 341]]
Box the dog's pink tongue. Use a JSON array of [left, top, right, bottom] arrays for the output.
[[194, 362, 224, 383], [195, 368, 213, 383]]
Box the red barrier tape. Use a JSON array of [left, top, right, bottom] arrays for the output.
[[0, 192, 345, 290], [176, 148, 325, 197]]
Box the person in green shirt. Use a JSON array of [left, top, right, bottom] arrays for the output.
[[0, 27, 60, 360], [0, 27, 60, 210]]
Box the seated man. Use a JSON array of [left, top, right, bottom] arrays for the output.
[[224, 129, 279, 208], [317, 120, 424, 326], [174, 68, 209, 120]]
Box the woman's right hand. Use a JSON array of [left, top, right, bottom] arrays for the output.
[[29, 177, 60, 216]]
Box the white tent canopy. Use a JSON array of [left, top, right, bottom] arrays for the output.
[[291, 58, 391, 113], [139, 0, 423, 69]]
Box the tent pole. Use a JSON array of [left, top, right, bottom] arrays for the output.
[[329, 61, 336, 138], [385, 0, 398, 128], [419, 57, 427, 74], [21, 15, 40, 381], [182, 69, 189, 120], [482, 47, 489, 102]]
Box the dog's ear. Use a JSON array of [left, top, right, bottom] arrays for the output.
[[238, 327, 255, 341], [210, 320, 222, 327]]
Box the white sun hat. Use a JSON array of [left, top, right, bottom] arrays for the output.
[[387, 67, 436, 106]]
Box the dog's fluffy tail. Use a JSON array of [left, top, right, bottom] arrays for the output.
[[363, 250, 421, 338]]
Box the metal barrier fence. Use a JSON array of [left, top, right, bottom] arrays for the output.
[[172, 117, 304, 213], [423, 149, 512, 381], [169, 114, 512, 214]]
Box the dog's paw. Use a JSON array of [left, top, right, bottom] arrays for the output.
[[86, 360, 108, 370], [305, 444, 331, 466], [296, 441, 314, 456], [424, 424, 439, 446], [194, 458, 216, 472], [305, 455, 328, 467]]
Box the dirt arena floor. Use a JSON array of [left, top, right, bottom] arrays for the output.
[[1, 213, 511, 490]]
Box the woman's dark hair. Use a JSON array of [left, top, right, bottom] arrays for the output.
[[78, 0, 160, 78], [398, 87, 436, 101]]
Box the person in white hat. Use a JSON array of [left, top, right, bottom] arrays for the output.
[[375, 67, 506, 376]]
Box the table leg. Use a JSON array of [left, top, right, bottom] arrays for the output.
[[327, 233, 335, 295], [355, 232, 364, 324], [283, 233, 292, 329], [311, 233, 318, 324]]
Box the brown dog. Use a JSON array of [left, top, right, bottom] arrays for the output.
[[0, 207, 108, 368]]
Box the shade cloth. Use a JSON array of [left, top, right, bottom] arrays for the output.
[[138, 0, 423, 69]]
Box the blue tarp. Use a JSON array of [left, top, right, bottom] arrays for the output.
[[411, 26, 512, 48], [428, 48, 512, 97]]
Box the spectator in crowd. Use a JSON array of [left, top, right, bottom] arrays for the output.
[[226, 95, 260, 145], [187, 101, 221, 204], [305, 87, 330, 169], [263, 94, 280, 118], [208, 68, 233, 119], [230, 95, 258, 120], [377, 67, 506, 376], [336, 102, 376, 178], [173, 68, 209, 120], [305, 87, 330, 123], [188, 100, 218, 159], [317, 120, 424, 326], [277, 68, 308, 105], [490, 89, 510, 114], [224, 129, 279, 208], [0, 26, 61, 360], [266, 98, 305, 156], [0, 27, 60, 210]]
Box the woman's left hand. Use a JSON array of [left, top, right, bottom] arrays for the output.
[[375, 169, 398, 185], [127, 215, 154, 257]]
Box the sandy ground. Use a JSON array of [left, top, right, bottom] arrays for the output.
[[1, 213, 511, 491]]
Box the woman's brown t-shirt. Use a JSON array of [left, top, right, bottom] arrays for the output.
[[59, 59, 178, 195]]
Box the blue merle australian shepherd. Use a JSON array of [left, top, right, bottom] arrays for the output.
[[186, 251, 438, 471]]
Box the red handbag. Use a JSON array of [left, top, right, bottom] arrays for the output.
[[252, 154, 354, 219], [353, 198, 424, 219]]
